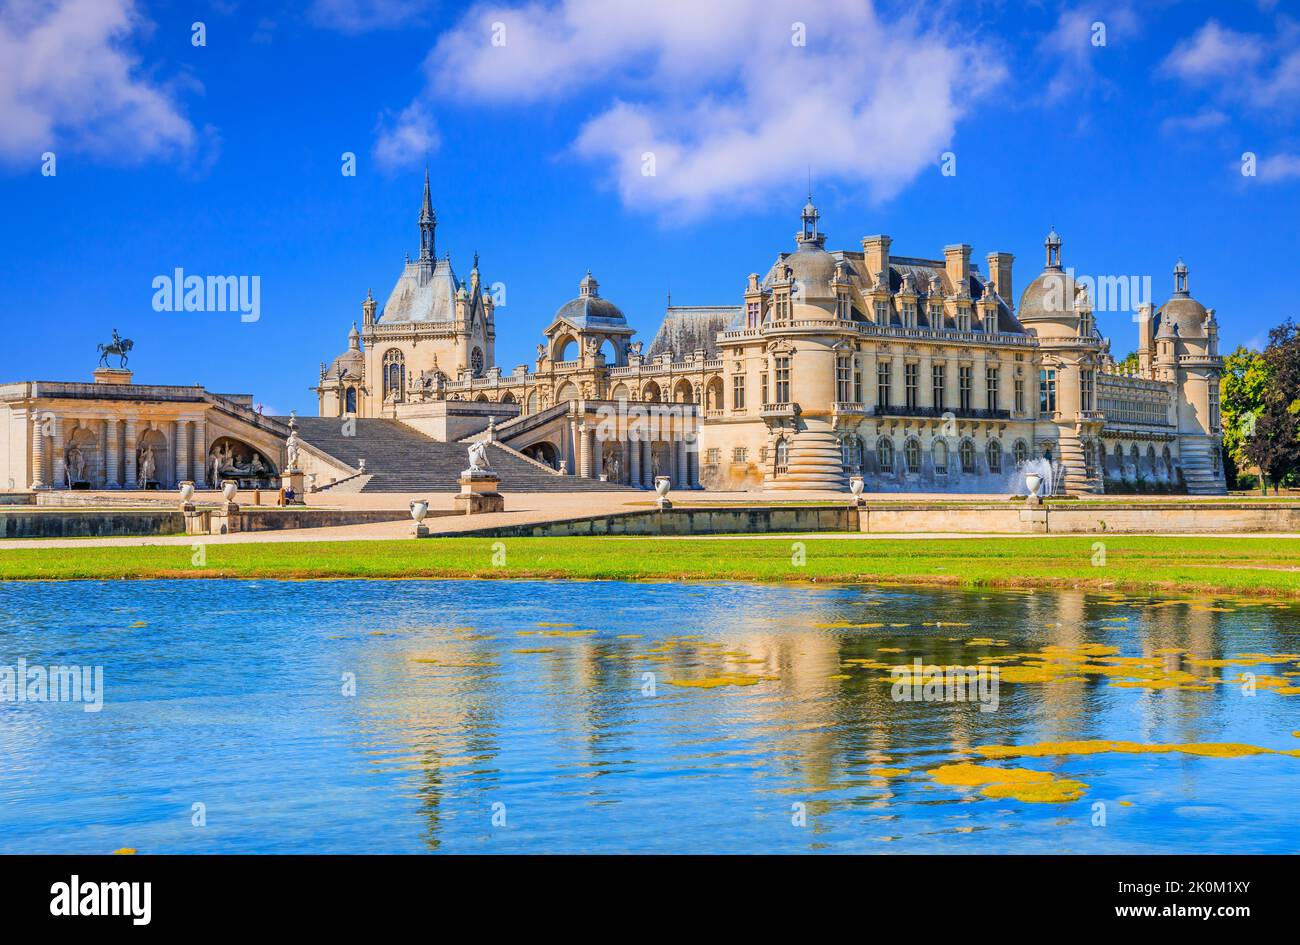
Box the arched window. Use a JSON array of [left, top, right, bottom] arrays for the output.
[[643, 381, 661, 403], [933, 438, 949, 475], [960, 438, 976, 474], [382, 349, 405, 401], [986, 439, 1002, 474], [1146, 445, 1156, 471], [840, 434, 862, 471], [1129, 444, 1140, 468], [470, 347, 484, 377], [500, 390, 516, 404], [345, 387, 357, 413], [1012, 439, 1029, 466], [775, 437, 789, 474], [904, 437, 921, 474], [526, 390, 539, 414], [876, 437, 894, 474]]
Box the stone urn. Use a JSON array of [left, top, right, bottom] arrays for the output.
[[848, 475, 865, 507], [178, 481, 195, 504], [221, 480, 238, 503], [410, 498, 430, 537], [1025, 473, 1043, 498], [654, 475, 672, 510]]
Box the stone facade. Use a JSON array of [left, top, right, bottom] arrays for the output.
[[315, 185, 1224, 495]]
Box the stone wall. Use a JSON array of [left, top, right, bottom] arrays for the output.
[[0, 510, 184, 538]]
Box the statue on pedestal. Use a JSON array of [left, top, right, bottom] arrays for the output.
[[139, 445, 157, 484], [97, 329, 133, 369], [65, 445, 86, 486], [467, 439, 491, 473]]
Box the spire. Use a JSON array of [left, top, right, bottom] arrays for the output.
[[1044, 226, 1062, 269], [1173, 257, 1189, 296], [418, 168, 436, 265]]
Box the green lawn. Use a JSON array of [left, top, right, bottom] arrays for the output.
[[2, 535, 1299, 597]]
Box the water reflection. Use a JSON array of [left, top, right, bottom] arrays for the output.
[[0, 580, 1296, 854]]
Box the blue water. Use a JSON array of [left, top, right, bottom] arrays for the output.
[[1, 579, 1298, 854]]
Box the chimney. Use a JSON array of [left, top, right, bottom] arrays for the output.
[[944, 244, 971, 296], [861, 235, 891, 286], [986, 252, 1014, 303]]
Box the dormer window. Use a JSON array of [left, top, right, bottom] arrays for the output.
[[955, 305, 971, 332], [875, 300, 890, 325], [835, 290, 850, 321], [746, 301, 760, 329], [902, 302, 917, 329]]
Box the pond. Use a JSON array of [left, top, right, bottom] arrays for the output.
[[1, 579, 1297, 854]]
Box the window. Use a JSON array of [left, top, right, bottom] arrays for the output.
[[905, 362, 919, 409], [986, 367, 999, 411], [774, 357, 791, 403], [1013, 440, 1029, 466], [904, 438, 921, 474], [773, 439, 788, 473], [1039, 368, 1057, 415], [1081, 369, 1095, 412], [875, 301, 890, 324], [733, 446, 749, 463], [986, 440, 1002, 474], [732, 374, 746, 410], [955, 305, 971, 331], [959, 365, 973, 411], [876, 437, 894, 474], [836, 356, 852, 403], [1209, 385, 1221, 434], [761, 372, 769, 406], [705, 448, 721, 465], [853, 361, 863, 403], [929, 303, 945, 328], [1014, 377, 1025, 414], [932, 363, 945, 409], [933, 439, 949, 475], [902, 302, 917, 329], [344, 387, 357, 413], [840, 435, 862, 472], [835, 291, 851, 320], [774, 290, 791, 321], [877, 361, 891, 408], [382, 348, 405, 401], [960, 439, 976, 474], [470, 347, 484, 377], [746, 301, 760, 329]]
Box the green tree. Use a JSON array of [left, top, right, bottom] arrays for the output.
[[1220, 344, 1268, 472], [1244, 320, 1300, 493], [1115, 350, 1139, 372]]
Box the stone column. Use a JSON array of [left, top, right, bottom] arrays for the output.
[[677, 434, 689, 488], [687, 434, 700, 488], [30, 413, 45, 490], [591, 428, 603, 479], [862, 349, 878, 413], [174, 419, 187, 487], [974, 355, 990, 411], [568, 416, 579, 475], [51, 416, 66, 489], [192, 419, 207, 488], [98, 419, 109, 487], [124, 419, 139, 489], [919, 352, 934, 409], [578, 422, 591, 478], [947, 359, 961, 413], [642, 439, 653, 488], [890, 353, 905, 410], [629, 427, 641, 487], [105, 419, 120, 488]]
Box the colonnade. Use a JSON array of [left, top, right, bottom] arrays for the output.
[[29, 411, 208, 490]]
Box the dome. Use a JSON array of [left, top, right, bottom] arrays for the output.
[[552, 271, 627, 327], [1157, 259, 1207, 338], [1018, 268, 1079, 321], [782, 244, 839, 300], [328, 324, 364, 378]]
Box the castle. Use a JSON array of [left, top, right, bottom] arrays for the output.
[[313, 178, 1226, 495]]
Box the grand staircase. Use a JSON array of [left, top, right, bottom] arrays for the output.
[[284, 417, 631, 494]]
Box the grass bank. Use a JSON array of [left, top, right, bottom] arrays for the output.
[[1, 535, 1299, 597]]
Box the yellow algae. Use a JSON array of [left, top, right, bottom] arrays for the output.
[[828, 674, 851, 680], [866, 767, 911, 778], [128, 621, 147, 628], [615, 634, 642, 639], [983, 779, 1088, 804], [889, 623, 910, 628], [932, 763, 1053, 786], [971, 740, 1294, 760], [1119, 800, 1134, 807], [511, 647, 555, 654], [665, 674, 772, 688], [877, 647, 903, 654], [113, 848, 136, 855], [536, 622, 574, 627], [540, 629, 597, 637]]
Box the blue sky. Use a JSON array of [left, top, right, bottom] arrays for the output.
[[1, 0, 1298, 414]]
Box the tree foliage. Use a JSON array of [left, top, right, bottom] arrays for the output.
[[1243, 320, 1300, 490], [1220, 344, 1268, 470]]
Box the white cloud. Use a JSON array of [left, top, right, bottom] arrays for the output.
[[373, 101, 439, 170], [1163, 20, 1265, 81], [1258, 152, 1300, 182], [1159, 108, 1229, 136], [0, 0, 197, 165], [1162, 18, 1300, 112], [1036, 4, 1141, 104], [389, 0, 1004, 218], [308, 0, 435, 33]]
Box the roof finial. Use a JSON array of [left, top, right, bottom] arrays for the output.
[[418, 168, 436, 264]]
